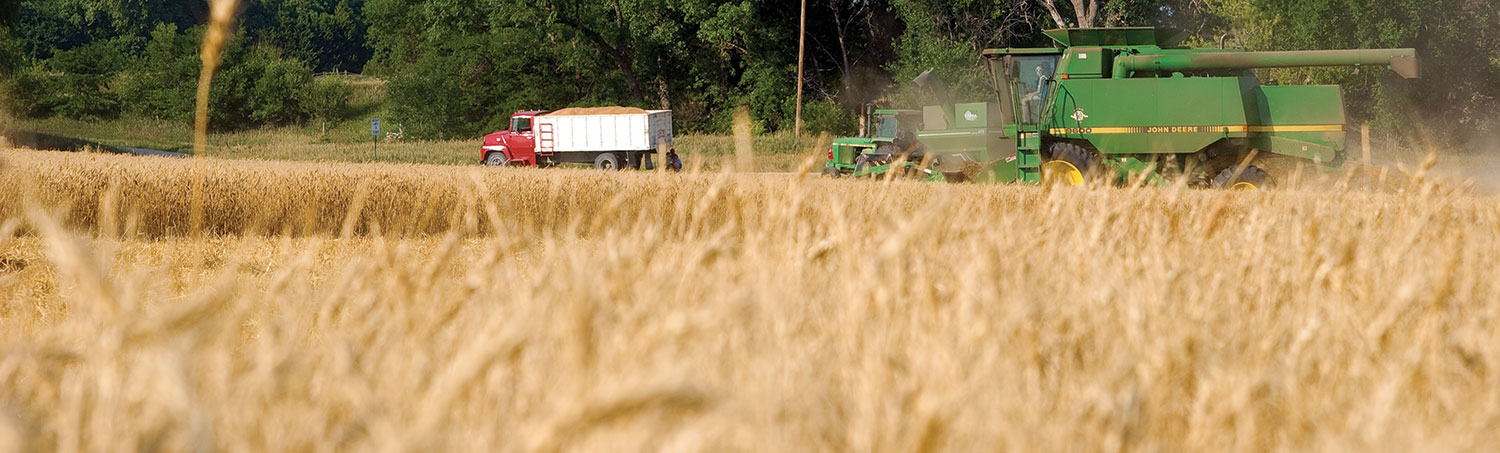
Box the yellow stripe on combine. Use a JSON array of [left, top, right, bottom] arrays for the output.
[[1049, 124, 1345, 135], [1246, 125, 1345, 132]]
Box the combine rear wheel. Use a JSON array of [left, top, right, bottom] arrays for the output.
[[1042, 142, 1094, 186], [1212, 165, 1271, 190]]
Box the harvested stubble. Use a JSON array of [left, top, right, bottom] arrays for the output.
[[2, 149, 1500, 451]]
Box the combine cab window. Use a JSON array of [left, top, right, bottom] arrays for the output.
[[512, 117, 532, 133], [1015, 56, 1060, 126]]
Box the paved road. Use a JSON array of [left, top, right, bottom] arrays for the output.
[[111, 145, 187, 158], [2, 129, 187, 158]]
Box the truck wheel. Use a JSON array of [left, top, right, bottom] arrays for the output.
[[821, 166, 840, 179], [1212, 164, 1271, 190], [593, 153, 622, 170], [485, 153, 508, 166], [1042, 142, 1094, 186]]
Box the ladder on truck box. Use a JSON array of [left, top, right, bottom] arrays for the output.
[[537, 123, 555, 156]]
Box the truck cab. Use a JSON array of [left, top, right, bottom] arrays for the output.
[[481, 110, 548, 166]]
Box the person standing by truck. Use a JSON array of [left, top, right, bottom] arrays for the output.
[[665, 149, 683, 171]]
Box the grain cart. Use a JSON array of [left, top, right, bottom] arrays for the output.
[[481, 107, 674, 170], [820, 108, 931, 178], [909, 27, 1418, 188]]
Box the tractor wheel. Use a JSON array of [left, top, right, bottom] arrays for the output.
[[1212, 164, 1271, 190], [593, 152, 622, 170], [1042, 142, 1094, 186], [821, 166, 841, 179], [485, 152, 508, 166]]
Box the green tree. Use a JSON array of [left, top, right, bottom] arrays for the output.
[[243, 0, 371, 73], [20, 37, 136, 120], [365, 0, 904, 136], [115, 25, 331, 129], [368, 0, 788, 137], [886, 0, 1051, 104], [12, 0, 194, 60], [0, 0, 18, 77], [305, 77, 353, 124], [118, 23, 199, 122]]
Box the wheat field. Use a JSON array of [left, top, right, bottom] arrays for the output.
[[1, 149, 1498, 451]]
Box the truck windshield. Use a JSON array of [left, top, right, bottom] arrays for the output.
[[1015, 55, 1059, 126], [874, 115, 900, 139], [511, 117, 531, 132]]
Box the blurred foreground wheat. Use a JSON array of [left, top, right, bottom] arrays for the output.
[[1, 149, 1498, 451]]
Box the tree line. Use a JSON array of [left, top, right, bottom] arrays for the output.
[[0, 0, 1495, 146]]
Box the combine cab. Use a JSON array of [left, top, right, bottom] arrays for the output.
[[908, 27, 1419, 188]]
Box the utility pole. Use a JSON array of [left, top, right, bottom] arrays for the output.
[[794, 0, 806, 137]]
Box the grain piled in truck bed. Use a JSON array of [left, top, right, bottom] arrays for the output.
[[545, 106, 650, 116]]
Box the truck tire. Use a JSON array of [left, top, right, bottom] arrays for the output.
[[485, 152, 508, 166], [593, 152, 622, 170], [1212, 164, 1271, 190]]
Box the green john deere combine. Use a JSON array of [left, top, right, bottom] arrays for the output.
[[834, 27, 1419, 188]]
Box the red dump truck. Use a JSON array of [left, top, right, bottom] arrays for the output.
[[480, 107, 675, 170]]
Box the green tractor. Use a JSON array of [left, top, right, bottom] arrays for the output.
[[901, 27, 1419, 188], [821, 108, 941, 180]]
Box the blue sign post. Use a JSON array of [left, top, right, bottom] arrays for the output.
[[370, 118, 381, 160]]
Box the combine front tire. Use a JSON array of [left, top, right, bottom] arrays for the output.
[[1042, 142, 1093, 186], [594, 152, 622, 170], [1212, 165, 1271, 190]]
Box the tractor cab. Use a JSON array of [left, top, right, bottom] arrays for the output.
[[869, 109, 922, 141], [821, 109, 923, 178]]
